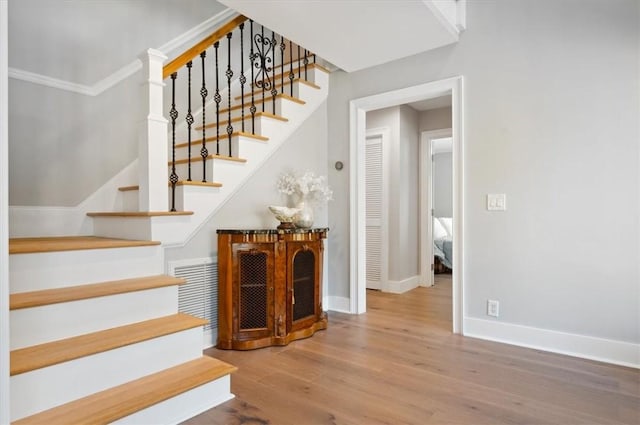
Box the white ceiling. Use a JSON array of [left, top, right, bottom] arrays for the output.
[[218, 0, 460, 72]]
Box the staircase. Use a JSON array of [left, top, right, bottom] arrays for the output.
[[8, 14, 329, 424]]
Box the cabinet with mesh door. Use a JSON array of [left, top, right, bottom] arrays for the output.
[[217, 228, 328, 350]]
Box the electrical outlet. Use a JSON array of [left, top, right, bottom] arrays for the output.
[[487, 299, 500, 317]]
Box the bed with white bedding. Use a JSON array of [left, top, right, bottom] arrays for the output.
[[433, 217, 453, 270]]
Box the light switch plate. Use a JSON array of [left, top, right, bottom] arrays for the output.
[[487, 194, 506, 211]]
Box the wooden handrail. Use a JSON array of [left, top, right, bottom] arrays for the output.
[[163, 14, 248, 79]]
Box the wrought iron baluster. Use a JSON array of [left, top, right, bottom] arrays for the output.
[[250, 20, 256, 134], [260, 26, 265, 112], [303, 48, 309, 81], [186, 61, 193, 181], [280, 35, 285, 95], [297, 45, 301, 78], [253, 24, 274, 114], [289, 40, 294, 97], [226, 32, 234, 157], [199, 51, 208, 183], [214, 41, 221, 156], [169, 72, 179, 212], [239, 23, 246, 133], [271, 30, 277, 114]]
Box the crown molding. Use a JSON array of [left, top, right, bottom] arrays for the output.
[[8, 8, 238, 97]]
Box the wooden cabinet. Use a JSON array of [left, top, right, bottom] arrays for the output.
[[217, 228, 328, 350]]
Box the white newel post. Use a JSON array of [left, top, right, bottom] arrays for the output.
[[138, 48, 169, 212]]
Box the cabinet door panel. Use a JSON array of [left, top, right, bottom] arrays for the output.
[[287, 241, 320, 332], [233, 244, 274, 340]]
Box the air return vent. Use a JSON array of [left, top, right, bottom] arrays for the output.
[[169, 257, 217, 348]]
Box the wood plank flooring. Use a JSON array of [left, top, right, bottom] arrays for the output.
[[185, 275, 640, 425]]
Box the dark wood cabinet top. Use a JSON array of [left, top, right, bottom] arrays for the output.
[[216, 228, 329, 235]]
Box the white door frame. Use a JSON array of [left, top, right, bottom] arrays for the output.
[[349, 76, 464, 334], [419, 129, 452, 288], [0, 0, 10, 421], [365, 127, 390, 291]]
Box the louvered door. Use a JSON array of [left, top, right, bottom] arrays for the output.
[[366, 134, 384, 290]]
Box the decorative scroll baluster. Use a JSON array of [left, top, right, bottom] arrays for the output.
[[260, 26, 265, 111], [185, 61, 194, 181], [249, 20, 256, 134], [289, 40, 294, 97], [271, 30, 277, 114], [226, 32, 234, 157], [280, 35, 285, 95], [213, 41, 221, 156], [303, 48, 309, 81], [199, 51, 208, 182], [297, 45, 301, 78], [253, 24, 275, 114], [169, 73, 179, 212], [239, 23, 246, 133]]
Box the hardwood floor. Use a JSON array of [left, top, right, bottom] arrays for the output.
[[184, 275, 640, 424]]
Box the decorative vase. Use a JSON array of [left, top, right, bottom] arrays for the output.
[[268, 205, 300, 230], [293, 200, 314, 229]]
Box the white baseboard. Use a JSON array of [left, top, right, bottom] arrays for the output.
[[464, 317, 640, 369], [385, 275, 420, 294], [327, 296, 351, 313]]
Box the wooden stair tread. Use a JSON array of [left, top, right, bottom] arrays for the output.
[[87, 211, 193, 217], [176, 180, 222, 188], [195, 111, 288, 131], [117, 185, 139, 192], [176, 131, 268, 149], [13, 356, 237, 425], [10, 275, 185, 310], [172, 154, 247, 166], [235, 78, 320, 101], [8, 236, 160, 255], [117, 181, 223, 191], [219, 93, 305, 114], [10, 313, 207, 376]]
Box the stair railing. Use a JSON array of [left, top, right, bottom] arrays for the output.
[[139, 14, 318, 212]]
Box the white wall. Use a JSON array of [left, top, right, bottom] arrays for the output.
[[433, 152, 452, 217], [365, 106, 419, 284], [164, 101, 329, 262], [419, 107, 452, 132], [1, 1, 10, 421], [328, 0, 639, 347]]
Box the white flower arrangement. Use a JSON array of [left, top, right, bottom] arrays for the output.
[[277, 171, 333, 206]]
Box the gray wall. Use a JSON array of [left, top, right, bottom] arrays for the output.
[[8, 0, 227, 206], [419, 107, 452, 132], [365, 105, 420, 283], [433, 152, 452, 218], [328, 0, 639, 344]]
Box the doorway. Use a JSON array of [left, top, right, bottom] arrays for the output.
[[349, 76, 464, 334], [420, 130, 453, 288]]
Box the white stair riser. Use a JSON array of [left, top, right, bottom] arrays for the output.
[[120, 190, 139, 212], [112, 376, 233, 425], [10, 326, 204, 421], [92, 215, 192, 244], [10, 286, 178, 350], [174, 160, 214, 184], [9, 245, 163, 293]]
